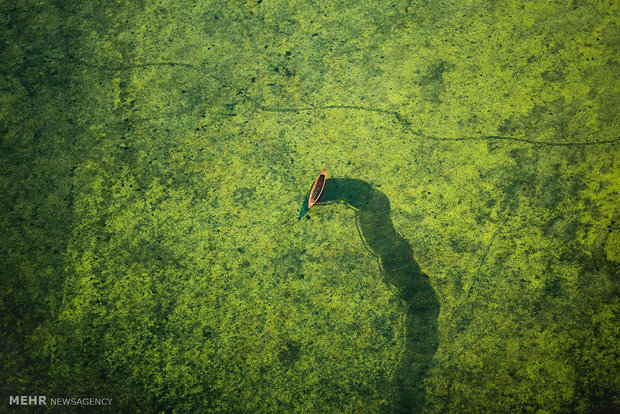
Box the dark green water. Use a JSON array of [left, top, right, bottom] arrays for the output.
[[319, 178, 439, 412], [1, 1, 618, 412]]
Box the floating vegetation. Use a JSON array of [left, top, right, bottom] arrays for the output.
[[1, 0, 618, 412]]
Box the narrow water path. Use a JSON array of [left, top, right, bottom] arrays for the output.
[[318, 178, 440, 413]]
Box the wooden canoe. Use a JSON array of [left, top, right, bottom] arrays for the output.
[[308, 168, 326, 208]]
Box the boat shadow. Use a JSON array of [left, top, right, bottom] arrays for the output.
[[319, 178, 440, 413]]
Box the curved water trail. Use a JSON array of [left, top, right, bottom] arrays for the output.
[[317, 178, 439, 413]]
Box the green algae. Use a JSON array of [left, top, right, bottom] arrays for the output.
[[1, 0, 619, 412]]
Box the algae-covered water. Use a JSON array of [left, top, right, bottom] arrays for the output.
[[1, 1, 618, 412]]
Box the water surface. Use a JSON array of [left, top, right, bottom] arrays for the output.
[[1, 1, 618, 412]]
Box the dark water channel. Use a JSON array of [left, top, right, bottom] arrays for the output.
[[310, 178, 440, 413]]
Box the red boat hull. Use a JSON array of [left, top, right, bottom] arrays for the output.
[[308, 168, 326, 208]]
